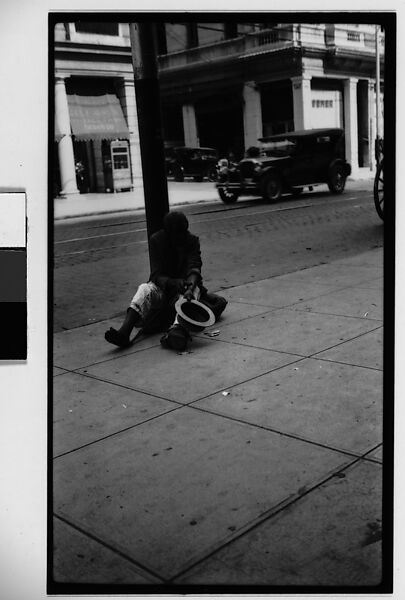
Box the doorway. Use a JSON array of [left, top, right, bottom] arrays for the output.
[[195, 93, 244, 159]]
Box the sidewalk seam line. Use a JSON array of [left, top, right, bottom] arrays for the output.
[[53, 513, 167, 583], [309, 324, 383, 360], [168, 453, 376, 583], [60, 370, 186, 405], [311, 355, 383, 372], [53, 405, 184, 460], [184, 403, 374, 461]]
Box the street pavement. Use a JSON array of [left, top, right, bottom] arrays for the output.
[[54, 170, 375, 221], [52, 242, 384, 589]]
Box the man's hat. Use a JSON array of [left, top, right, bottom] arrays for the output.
[[175, 297, 215, 332]]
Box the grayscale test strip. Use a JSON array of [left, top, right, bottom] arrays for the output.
[[0, 192, 27, 359]]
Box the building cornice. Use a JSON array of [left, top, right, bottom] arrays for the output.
[[55, 41, 132, 62]]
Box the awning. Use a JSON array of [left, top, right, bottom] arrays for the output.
[[66, 94, 130, 141]]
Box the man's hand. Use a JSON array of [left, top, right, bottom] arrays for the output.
[[183, 280, 198, 301], [183, 272, 199, 301], [183, 287, 194, 301]]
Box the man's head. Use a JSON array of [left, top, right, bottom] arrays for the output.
[[163, 211, 189, 247]]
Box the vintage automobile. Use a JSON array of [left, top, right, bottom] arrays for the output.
[[216, 128, 351, 203], [165, 146, 219, 182]]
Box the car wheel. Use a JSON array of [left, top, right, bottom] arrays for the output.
[[174, 166, 184, 182], [218, 187, 239, 203], [261, 173, 282, 202], [327, 165, 346, 194], [373, 160, 384, 221], [193, 175, 203, 182]]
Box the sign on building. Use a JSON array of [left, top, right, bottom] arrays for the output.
[[311, 90, 343, 128]]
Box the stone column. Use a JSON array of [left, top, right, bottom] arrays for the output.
[[243, 82, 263, 148], [357, 80, 371, 169], [182, 104, 199, 147], [55, 76, 79, 196], [368, 79, 377, 171], [291, 75, 312, 130], [343, 77, 359, 176], [118, 79, 143, 185]]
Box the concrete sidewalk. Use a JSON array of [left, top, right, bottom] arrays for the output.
[[54, 180, 220, 221], [54, 172, 375, 221], [52, 246, 383, 589]]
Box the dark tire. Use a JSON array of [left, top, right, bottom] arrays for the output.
[[374, 160, 384, 221], [218, 187, 239, 203], [261, 173, 282, 202], [327, 164, 346, 194], [174, 166, 184, 182], [194, 175, 203, 182]]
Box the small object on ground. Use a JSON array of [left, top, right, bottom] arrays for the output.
[[222, 391, 230, 396], [204, 329, 220, 337], [161, 323, 191, 351]]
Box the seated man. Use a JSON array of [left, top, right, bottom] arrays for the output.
[[105, 211, 227, 349]]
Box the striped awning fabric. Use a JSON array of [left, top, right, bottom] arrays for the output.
[[66, 94, 130, 141]]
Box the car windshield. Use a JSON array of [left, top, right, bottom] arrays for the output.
[[200, 150, 217, 159], [260, 139, 297, 157]]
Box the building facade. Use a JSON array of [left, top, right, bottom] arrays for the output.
[[54, 21, 384, 196]]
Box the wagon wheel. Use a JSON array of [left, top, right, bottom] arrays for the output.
[[373, 159, 384, 221]]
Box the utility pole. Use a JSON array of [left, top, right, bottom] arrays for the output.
[[130, 22, 169, 246]]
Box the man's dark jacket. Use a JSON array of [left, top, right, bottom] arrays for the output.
[[148, 229, 202, 297]]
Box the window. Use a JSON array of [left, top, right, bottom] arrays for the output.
[[75, 22, 119, 36], [165, 24, 188, 52], [112, 148, 129, 170], [197, 23, 225, 44], [347, 31, 361, 42]]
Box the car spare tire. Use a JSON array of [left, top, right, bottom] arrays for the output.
[[218, 187, 239, 203]]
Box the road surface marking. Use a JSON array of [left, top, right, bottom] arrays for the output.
[[56, 240, 149, 256]]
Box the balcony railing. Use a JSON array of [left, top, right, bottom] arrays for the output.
[[158, 26, 295, 70], [158, 23, 384, 71]]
